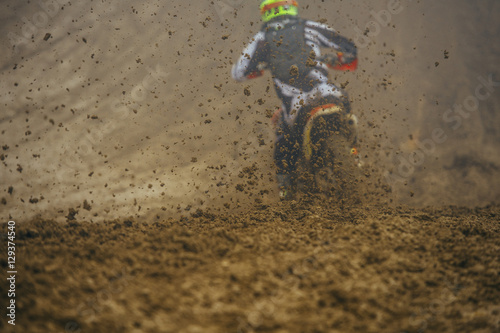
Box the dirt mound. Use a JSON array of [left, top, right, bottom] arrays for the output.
[[1, 201, 498, 332]]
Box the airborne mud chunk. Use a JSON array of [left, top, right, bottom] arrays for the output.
[[66, 208, 78, 221], [83, 200, 92, 211]]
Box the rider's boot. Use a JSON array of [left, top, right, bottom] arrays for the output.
[[276, 174, 293, 200]]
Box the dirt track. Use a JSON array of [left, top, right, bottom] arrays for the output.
[[1, 201, 499, 332], [1, 0, 500, 332]]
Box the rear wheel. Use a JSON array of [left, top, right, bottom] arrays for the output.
[[308, 114, 360, 203]]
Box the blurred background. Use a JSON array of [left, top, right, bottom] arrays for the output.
[[1, 0, 499, 222]]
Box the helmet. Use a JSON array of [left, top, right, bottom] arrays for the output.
[[260, 0, 299, 23]]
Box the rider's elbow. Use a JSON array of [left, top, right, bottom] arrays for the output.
[[232, 64, 248, 82]]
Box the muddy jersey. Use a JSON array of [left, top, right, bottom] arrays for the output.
[[232, 17, 357, 125]]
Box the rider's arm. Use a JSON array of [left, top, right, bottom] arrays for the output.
[[304, 20, 358, 70], [232, 31, 268, 82]]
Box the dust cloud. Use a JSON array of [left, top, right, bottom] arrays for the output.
[[0, 1, 499, 332], [0, 0, 499, 221]]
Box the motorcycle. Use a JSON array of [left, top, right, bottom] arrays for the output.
[[272, 52, 363, 201], [297, 100, 362, 201]]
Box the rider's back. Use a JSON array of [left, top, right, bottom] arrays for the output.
[[264, 17, 316, 90]]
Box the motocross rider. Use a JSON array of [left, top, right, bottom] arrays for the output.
[[232, 0, 360, 199]]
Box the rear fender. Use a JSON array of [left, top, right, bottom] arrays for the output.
[[303, 104, 343, 161]]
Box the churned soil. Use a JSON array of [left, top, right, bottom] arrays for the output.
[[1, 201, 499, 333]]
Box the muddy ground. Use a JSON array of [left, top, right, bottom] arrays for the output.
[[1, 200, 499, 333]]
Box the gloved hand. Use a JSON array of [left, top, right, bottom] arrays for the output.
[[244, 62, 267, 79], [247, 70, 264, 79], [338, 51, 357, 65], [321, 52, 358, 71]]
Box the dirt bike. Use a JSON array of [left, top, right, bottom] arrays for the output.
[[296, 100, 362, 202], [274, 53, 363, 201]]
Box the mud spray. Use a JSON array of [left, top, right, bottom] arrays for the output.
[[0, 1, 498, 332]]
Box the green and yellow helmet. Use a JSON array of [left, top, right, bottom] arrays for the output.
[[260, 0, 299, 23]]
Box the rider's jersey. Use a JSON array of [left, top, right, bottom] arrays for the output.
[[232, 16, 357, 125]]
